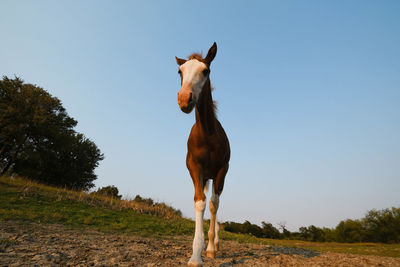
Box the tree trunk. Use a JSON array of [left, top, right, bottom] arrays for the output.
[[1, 136, 28, 175], [1, 159, 13, 175]]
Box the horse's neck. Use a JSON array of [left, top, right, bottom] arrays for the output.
[[195, 80, 216, 134]]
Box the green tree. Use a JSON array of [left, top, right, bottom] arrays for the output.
[[321, 227, 336, 242], [298, 225, 326, 241], [363, 207, 400, 243], [223, 221, 243, 234], [261, 221, 281, 239], [0, 76, 103, 190], [334, 219, 365, 243], [242, 220, 263, 237], [278, 221, 292, 239]]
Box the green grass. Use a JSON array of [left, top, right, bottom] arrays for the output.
[[0, 176, 194, 236], [220, 231, 400, 258], [1, 176, 399, 258]]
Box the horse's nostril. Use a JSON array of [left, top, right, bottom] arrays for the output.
[[189, 93, 193, 102]]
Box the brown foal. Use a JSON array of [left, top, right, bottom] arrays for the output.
[[176, 42, 230, 267]]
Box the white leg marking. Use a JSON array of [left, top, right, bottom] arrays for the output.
[[215, 213, 220, 251], [206, 190, 220, 257], [188, 200, 206, 266]]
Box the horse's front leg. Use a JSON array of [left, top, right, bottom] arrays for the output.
[[188, 167, 206, 267]]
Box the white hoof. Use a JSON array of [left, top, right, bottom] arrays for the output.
[[188, 257, 203, 267]]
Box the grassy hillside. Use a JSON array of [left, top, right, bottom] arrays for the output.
[[1, 176, 399, 258], [0, 175, 193, 236]]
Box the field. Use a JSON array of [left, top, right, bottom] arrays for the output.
[[1, 176, 400, 266]]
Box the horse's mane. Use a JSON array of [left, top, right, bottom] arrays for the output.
[[188, 53, 204, 61]]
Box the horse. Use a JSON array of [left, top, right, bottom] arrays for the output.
[[175, 42, 230, 267]]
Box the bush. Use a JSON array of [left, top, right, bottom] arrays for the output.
[[133, 195, 154, 205], [93, 185, 122, 199], [223, 220, 281, 239]]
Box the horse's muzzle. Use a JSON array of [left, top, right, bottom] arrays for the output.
[[178, 91, 195, 114], [180, 101, 195, 113]]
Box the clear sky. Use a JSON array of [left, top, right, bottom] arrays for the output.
[[1, 1, 399, 231]]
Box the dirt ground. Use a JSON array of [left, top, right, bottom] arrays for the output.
[[1, 220, 399, 267]]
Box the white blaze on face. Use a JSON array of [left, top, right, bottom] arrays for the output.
[[179, 59, 208, 101]]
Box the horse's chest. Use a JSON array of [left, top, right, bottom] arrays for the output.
[[188, 138, 223, 173], [191, 144, 217, 162]]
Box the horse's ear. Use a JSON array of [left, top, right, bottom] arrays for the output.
[[176, 56, 187, 66], [205, 42, 217, 65]]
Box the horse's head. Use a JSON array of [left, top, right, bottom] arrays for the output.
[[176, 42, 217, 114]]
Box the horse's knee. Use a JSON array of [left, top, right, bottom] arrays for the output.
[[194, 199, 206, 212], [194, 188, 206, 202]]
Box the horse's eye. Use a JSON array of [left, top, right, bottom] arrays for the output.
[[202, 69, 209, 76], [178, 69, 182, 75]]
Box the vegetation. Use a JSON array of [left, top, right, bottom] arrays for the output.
[[92, 185, 122, 199], [220, 230, 400, 258], [0, 176, 182, 221], [222, 208, 400, 244], [0, 176, 186, 236], [1, 175, 400, 258], [0, 76, 103, 190], [223, 220, 280, 239]]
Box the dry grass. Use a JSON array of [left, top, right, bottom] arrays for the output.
[[3, 175, 181, 219]]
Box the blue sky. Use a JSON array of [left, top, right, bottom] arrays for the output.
[[1, 1, 399, 231]]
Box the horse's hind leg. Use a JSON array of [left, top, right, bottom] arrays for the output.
[[206, 185, 219, 258], [206, 164, 228, 258]]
